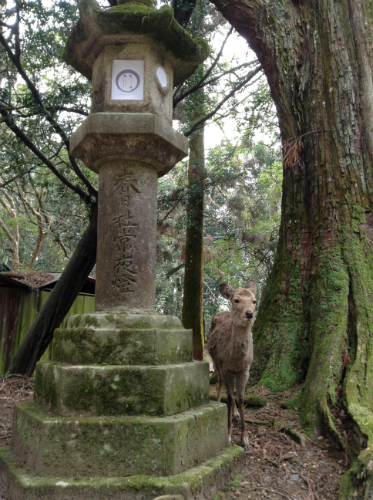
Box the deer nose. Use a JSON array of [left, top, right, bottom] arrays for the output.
[[246, 310, 254, 319]]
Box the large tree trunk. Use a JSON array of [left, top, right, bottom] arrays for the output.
[[209, 0, 373, 496], [7, 203, 98, 376], [182, 130, 205, 361]]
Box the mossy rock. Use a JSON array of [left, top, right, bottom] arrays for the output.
[[63, 0, 209, 86]]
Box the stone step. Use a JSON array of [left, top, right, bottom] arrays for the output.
[[35, 361, 209, 417], [11, 402, 228, 478], [66, 313, 185, 330], [0, 444, 244, 500], [53, 314, 193, 366]]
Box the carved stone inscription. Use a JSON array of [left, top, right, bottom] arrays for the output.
[[95, 160, 157, 312], [112, 172, 140, 295]]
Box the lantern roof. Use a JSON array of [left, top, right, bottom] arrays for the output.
[[63, 0, 209, 86]]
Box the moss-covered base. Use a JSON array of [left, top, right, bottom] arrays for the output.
[[12, 402, 228, 478], [0, 444, 244, 500], [35, 361, 209, 417], [53, 314, 193, 366]]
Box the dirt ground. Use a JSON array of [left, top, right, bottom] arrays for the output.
[[0, 376, 347, 500], [211, 382, 347, 500], [0, 376, 34, 500]]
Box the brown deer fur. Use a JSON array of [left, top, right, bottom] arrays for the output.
[[207, 281, 257, 450]]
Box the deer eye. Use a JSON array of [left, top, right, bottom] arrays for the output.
[[234, 299, 239, 303]]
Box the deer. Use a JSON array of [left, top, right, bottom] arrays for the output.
[[207, 280, 257, 451]]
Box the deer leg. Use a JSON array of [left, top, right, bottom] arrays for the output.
[[232, 386, 240, 420], [236, 371, 250, 451], [217, 376, 224, 402], [225, 374, 235, 445]]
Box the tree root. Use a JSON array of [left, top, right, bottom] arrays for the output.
[[281, 428, 306, 448]]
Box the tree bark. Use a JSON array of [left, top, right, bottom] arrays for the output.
[[0, 193, 20, 271], [208, 0, 373, 496], [182, 130, 205, 361], [7, 203, 98, 376]]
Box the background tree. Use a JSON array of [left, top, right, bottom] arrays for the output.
[[208, 0, 373, 496], [173, 3, 263, 358], [0, 169, 87, 270], [181, 125, 205, 360], [157, 138, 282, 330], [1, 0, 98, 375], [0, 189, 20, 271]]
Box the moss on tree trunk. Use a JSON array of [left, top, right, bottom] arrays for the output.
[[208, 0, 373, 496], [182, 130, 205, 361]]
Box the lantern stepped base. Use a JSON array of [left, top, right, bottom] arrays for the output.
[[0, 313, 245, 499], [34, 360, 209, 417], [53, 313, 194, 366], [0, 444, 244, 500], [10, 402, 228, 478]]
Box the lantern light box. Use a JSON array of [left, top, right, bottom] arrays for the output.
[[111, 60, 144, 100]]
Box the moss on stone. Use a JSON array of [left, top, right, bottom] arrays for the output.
[[68, 314, 83, 328], [83, 315, 99, 327], [53, 326, 192, 366], [11, 402, 227, 478], [105, 313, 116, 324], [63, 0, 209, 85], [35, 361, 209, 417], [0, 444, 243, 500]]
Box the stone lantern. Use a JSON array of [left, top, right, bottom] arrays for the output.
[[64, 0, 208, 313], [0, 1, 244, 498]]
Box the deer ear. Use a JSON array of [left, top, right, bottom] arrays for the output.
[[245, 280, 256, 294], [219, 283, 234, 300]]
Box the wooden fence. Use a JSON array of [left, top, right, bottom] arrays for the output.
[[0, 288, 95, 376]]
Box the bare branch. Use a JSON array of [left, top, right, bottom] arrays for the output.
[[166, 263, 185, 278], [184, 65, 262, 137], [0, 215, 15, 243], [69, 155, 97, 197], [174, 26, 234, 106], [0, 21, 16, 29], [0, 28, 96, 196], [56, 237, 69, 259], [6, 106, 88, 118], [198, 61, 259, 89], [46, 106, 88, 116], [0, 167, 36, 188], [14, 0, 20, 61], [158, 198, 183, 226], [0, 105, 91, 203]]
